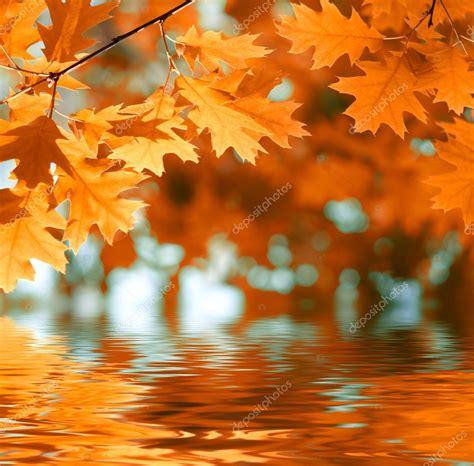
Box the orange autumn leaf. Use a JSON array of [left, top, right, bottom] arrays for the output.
[[231, 97, 309, 149], [72, 104, 128, 151], [176, 75, 271, 162], [177, 25, 270, 71], [55, 139, 147, 253], [7, 93, 51, 123], [277, 0, 383, 69], [426, 119, 474, 227], [0, 0, 46, 59], [38, 0, 117, 62], [331, 55, 428, 137], [0, 184, 68, 293], [416, 43, 474, 114], [0, 116, 73, 188], [109, 93, 199, 176]]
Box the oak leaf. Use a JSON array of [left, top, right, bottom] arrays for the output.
[[331, 55, 428, 137], [55, 138, 146, 253], [0, 116, 73, 187], [231, 97, 309, 148], [177, 25, 270, 71], [38, 0, 118, 62], [176, 75, 271, 162], [426, 119, 474, 227], [0, 184, 68, 293], [8, 93, 51, 123], [73, 105, 128, 151], [0, 0, 46, 59], [108, 93, 199, 176], [416, 44, 474, 114], [277, 0, 383, 70]]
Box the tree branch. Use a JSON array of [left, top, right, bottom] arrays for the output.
[[0, 0, 195, 106]]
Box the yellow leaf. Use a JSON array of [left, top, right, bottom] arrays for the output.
[[232, 97, 309, 148], [177, 75, 270, 162], [177, 26, 270, 71], [56, 138, 146, 253], [73, 105, 128, 151], [8, 93, 51, 123], [109, 93, 199, 176], [0, 184, 68, 293], [0, 0, 46, 59]]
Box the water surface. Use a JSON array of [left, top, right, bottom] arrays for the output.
[[0, 305, 473, 465]]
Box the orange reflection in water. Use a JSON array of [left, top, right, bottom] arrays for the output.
[[0, 314, 473, 465]]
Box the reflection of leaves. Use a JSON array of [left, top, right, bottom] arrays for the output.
[[0, 318, 178, 463]]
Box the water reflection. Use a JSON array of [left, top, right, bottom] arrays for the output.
[[1, 293, 473, 465]]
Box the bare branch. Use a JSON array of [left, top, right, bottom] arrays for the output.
[[0, 0, 195, 106]]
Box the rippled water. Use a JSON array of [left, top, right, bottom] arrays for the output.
[[1, 306, 473, 465]]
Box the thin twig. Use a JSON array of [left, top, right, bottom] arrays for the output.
[[47, 76, 59, 118], [0, 63, 49, 76], [0, 45, 22, 78], [404, 1, 436, 48], [439, 0, 468, 55], [460, 34, 474, 44], [0, 0, 195, 106], [0, 45, 48, 76], [159, 21, 179, 72], [53, 109, 83, 122], [427, 0, 437, 27], [383, 35, 408, 41]]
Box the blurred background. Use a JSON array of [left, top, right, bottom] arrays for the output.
[[0, 1, 473, 464]]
